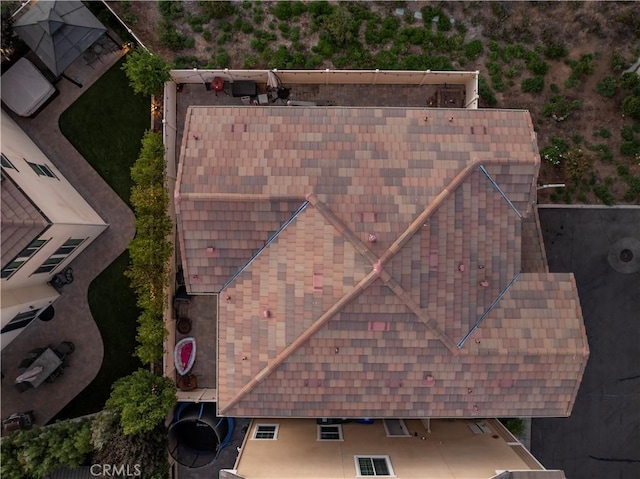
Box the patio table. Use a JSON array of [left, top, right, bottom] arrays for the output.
[[15, 348, 62, 388]]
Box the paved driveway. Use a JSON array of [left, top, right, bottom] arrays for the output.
[[531, 206, 640, 479]]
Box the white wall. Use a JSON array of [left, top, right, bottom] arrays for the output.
[[1, 110, 108, 225]]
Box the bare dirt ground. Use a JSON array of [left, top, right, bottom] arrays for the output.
[[109, 1, 640, 204]]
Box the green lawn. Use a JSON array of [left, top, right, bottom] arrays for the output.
[[59, 57, 150, 205], [54, 58, 149, 420]]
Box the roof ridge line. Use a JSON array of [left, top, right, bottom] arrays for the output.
[[219, 268, 380, 416], [376, 158, 484, 267], [377, 158, 521, 268], [380, 272, 459, 354], [176, 192, 302, 202], [305, 193, 379, 265]]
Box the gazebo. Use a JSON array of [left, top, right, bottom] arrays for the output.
[[13, 0, 106, 77]]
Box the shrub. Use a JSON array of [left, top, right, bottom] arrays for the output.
[[595, 127, 611, 138], [563, 148, 592, 181], [526, 55, 549, 76], [622, 95, 640, 120], [465, 39, 483, 61], [399, 27, 425, 45], [121, 48, 170, 96], [549, 83, 560, 93], [544, 42, 567, 59], [541, 136, 569, 165], [198, 0, 234, 20], [127, 131, 172, 364], [158, 0, 183, 20], [500, 418, 525, 437], [202, 28, 211, 41], [567, 53, 595, 82], [323, 7, 355, 46], [122, 12, 137, 24], [173, 55, 199, 69], [158, 19, 188, 49], [610, 50, 629, 72], [437, 13, 451, 32], [543, 95, 579, 120], [479, 74, 497, 106], [594, 182, 615, 205], [375, 50, 400, 70], [242, 54, 258, 69], [106, 369, 176, 436], [620, 72, 640, 91], [595, 76, 618, 98], [291, 1, 307, 17], [1, 419, 93, 479], [522, 76, 544, 93], [272, 1, 292, 20], [214, 50, 231, 68]]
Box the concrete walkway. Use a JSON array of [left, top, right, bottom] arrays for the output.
[[1, 39, 136, 426]]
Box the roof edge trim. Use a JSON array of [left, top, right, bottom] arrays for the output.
[[457, 271, 521, 349], [479, 165, 523, 219], [220, 201, 309, 291]]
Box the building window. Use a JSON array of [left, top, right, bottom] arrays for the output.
[[354, 456, 394, 477], [1, 239, 49, 279], [26, 161, 56, 178], [318, 424, 343, 441], [1, 153, 16, 169], [34, 238, 85, 275], [383, 419, 410, 437], [1, 309, 41, 334], [252, 424, 279, 440]]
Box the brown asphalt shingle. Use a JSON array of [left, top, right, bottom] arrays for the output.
[[175, 106, 589, 418]]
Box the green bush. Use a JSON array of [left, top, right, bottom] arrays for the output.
[[173, 55, 200, 69], [526, 54, 549, 75], [464, 39, 483, 61], [620, 72, 640, 91], [121, 48, 170, 96], [437, 13, 451, 32], [610, 50, 629, 72], [158, 0, 183, 20], [242, 54, 258, 69], [543, 95, 580, 119], [541, 136, 570, 165], [622, 95, 640, 120], [567, 53, 595, 82], [522, 76, 544, 93], [594, 127, 611, 138], [595, 76, 618, 98], [1, 419, 93, 479], [106, 369, 176, 436], [544, 42, 567, 59], [375, 50, 400, 69], [479, 74, 497, 106], [122, 12, 137, 24], [214, 50, 231, 68], [272, 1, 292, 20], [198, 0, 234, 20], [202, 28, 211, 41], [594, 182, 615, 205], [323, 7, 355, 46], [500, 418, 525, 437], [291, 1, 307, 17], [549, 83, 560, 93], [158, 19, 189, 49], [127, 131, 172, 364], [399, 27, 425, 45]]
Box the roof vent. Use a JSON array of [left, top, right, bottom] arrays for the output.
[[423, 375, 435, 386], [368, 321, 390, 332], [205, 246, 216, 258], [313, 272, 324, 291], [304, 379, 323, 387], [479, 280, 489, 288], [458, 263, 466, 272], [385, 379, 403, 388], [190, 274, 199, 283], [368, 233, 377, 243], [262, 309, 271, 319]]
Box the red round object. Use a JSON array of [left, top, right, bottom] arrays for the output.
[[212, 77, 224, 91]]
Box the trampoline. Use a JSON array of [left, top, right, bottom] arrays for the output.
[[168, 402, 234, 469]]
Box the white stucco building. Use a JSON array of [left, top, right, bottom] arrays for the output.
[[1, 110, 108, 348]]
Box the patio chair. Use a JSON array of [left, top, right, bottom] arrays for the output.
[[13, 382, 32, 393], [45, 366, 64, 384], [53, 341, 75, 360], [82, 50, 98, 68]]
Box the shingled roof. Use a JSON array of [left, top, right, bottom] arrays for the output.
[[175, 106, 589, 418]]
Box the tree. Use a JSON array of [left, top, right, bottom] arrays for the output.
[[622, 94, 640, 120], [1, 419, 93, 479], [91, 411, 170, 479], [121, 48, 171, 96], [106, 369, 176, 436]]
